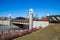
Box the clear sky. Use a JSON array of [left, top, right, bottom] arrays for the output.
[[0, 0, 60, 18]]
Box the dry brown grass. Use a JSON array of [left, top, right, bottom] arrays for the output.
[[13, 24, 60, 40]]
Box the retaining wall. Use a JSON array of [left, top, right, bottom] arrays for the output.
[[33, 21, 49, 29]]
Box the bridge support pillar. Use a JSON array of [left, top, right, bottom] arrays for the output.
[[8, 14, 11, 27], [29, 9, 33, 30]]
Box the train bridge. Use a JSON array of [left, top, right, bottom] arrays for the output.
[[47, 15, 60, 23]]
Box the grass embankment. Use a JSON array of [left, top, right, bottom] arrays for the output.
[[13, 24, 60, 40]]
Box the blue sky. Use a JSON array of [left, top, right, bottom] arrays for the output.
[[0, 0, 60, 18]]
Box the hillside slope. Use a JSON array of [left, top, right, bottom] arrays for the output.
[[13, 24, 60, 40]]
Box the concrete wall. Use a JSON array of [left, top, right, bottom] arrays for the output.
[[0, 20, 9, 25], [33, 21, 49, 29], [0, 20, 49, 29]]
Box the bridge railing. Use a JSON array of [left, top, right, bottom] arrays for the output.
[[0, 27, 41, 40]]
